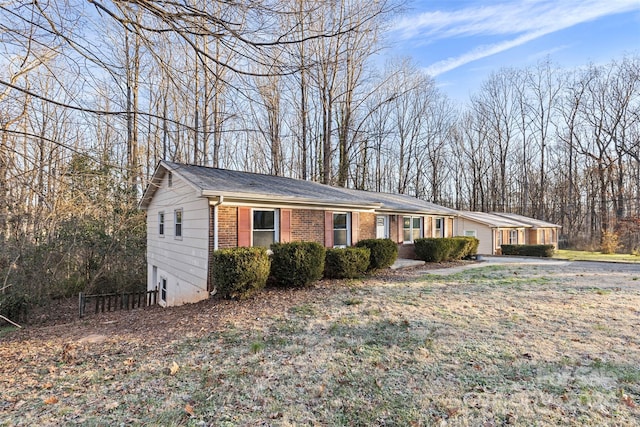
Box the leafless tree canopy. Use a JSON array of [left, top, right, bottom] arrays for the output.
[[0, 0, 639, 309]]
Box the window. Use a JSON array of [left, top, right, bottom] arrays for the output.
[[435, 217, 444, 237], [376, 215, 388, 239], [403, 216, 422, 243], [333, 213, 349, 247], [464, 230, 477, 237], [158, 212, 165, 236], [509, 229, 518, 244], [496, 230, 502, 247], [160, 277, 167, 303], [253, 209, 278, 248], [167, 171, 173, 187], [539, 229, 545, 244], [174, 209, 183, 238]]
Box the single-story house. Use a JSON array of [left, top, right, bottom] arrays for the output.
[[454, 211, 532, 255], [490, 212, 561, 248], [139, 161, 457, 306]]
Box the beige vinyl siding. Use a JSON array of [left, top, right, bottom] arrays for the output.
[[454, 217, 494, 255], [146, 172, 210, 306]]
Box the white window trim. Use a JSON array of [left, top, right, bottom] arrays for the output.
[[434, 217, 445, 238], [158, 211, 165, 237], [464, 230, 477, 238], [160, 276, 167, 305], [251, 208, 279, 247], [174, 209, 183, 239], [509, 229, 518, 244], [333, 212, 351, 248], [403, 216, 423, 244]]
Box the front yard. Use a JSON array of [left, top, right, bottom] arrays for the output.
[[1, 260, 639, 426]]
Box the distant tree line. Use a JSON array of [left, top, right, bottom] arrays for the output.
[[0, 0, 639, 314]]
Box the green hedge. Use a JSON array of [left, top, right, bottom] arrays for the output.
[[211, 247, 270, 300], [414, 237, 479, 262], [501, 244, 555, 257], [324, 247, 371, 279], [270, 241, 326, 287], [355, 238, 398, 270]]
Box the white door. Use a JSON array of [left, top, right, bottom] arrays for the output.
[[376, 215, 388, 239]]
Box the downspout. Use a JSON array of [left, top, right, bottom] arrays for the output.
[[212, 195, 224, 250]]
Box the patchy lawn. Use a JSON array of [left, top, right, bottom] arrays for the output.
[[554, 249, 640, 263], [1, 261, 639, 426]]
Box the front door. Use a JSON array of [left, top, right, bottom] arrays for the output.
[[376, 215, 388, 239]]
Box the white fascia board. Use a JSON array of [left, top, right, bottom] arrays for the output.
[[202, 190, 379, 212]]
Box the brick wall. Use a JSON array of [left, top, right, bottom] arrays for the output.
[[358, 212, 376, 241], [218, 205, 238, 249], [291, 209, 325, 244]]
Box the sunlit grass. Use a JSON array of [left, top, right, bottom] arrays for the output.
[[554, 249, 640, 263]]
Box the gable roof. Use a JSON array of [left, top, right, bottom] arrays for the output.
[[140, 161, 457, 215], [457, 211, 532, 228], [491, 212, 562, 229]]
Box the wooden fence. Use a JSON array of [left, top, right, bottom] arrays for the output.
[[79, 288, 158, 318]]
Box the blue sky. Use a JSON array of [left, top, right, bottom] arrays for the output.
[[387, 0, 640, 103]]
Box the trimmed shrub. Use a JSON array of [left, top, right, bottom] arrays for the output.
[[324, 247, 371, 279], [414, 238, 454, 262], [453, 236, 480, 259], [270, 241, 326, 287], [414, 237, 480, 262], [501, 244, 555, 257], [211, 247, 270, 300], [355, 238, 398, 270]]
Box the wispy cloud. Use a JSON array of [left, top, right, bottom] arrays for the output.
[[393, 0, 640, 76]]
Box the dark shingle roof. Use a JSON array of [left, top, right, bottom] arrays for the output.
[[140, 161, 457, 215]]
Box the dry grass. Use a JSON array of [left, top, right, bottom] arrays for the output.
[[1, 261, 639, 426]]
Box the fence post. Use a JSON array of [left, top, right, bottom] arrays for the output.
[[79, 292, 85, 318]]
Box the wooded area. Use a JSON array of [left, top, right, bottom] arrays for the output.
[[1, 1, 639, 313]]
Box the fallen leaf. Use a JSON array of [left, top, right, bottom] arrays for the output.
[[170, 361, 180, 375], [621, 394, 636, 408], [44, 396, 59, 405], [185, 403, 194, 415]]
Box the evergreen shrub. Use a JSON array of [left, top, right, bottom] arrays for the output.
[[212, 247, 270, 299], [500, 244, 555, 257], [324, 247, 371, 279], [270, 241, 326, 287], [355, 238, 398, 270], [414, 237, 480, 262]]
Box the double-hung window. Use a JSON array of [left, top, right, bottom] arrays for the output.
[[253, 209, 278, 248], [509, 229, 518, 244], [160, 277, 167, 303], [333, 213, 349, 247], [158, 212, 165, 236], [403, 216, 422, 243], [174, 209, 183, 238], [435, 217, 444, 237]]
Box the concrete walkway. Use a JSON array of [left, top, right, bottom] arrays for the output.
[[391, 255, 570, 275], [390, 258, 426, 270]]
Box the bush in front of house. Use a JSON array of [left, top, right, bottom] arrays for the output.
[[414, 237, 479, 262], [453, 236, 480, 259], [270, 241, 326, 287], [355, 238, 398, 270], [414, 238, 454, 262], [324, 247, 371, 279], [501, 244, 555, 257], [211, 247, 270, 300]]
